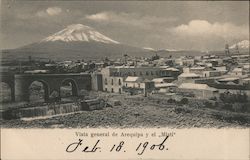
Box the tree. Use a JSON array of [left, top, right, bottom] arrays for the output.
[[167, 98, 176, 104], [179, 98, 188, 105], [151, 54, 160, 61]]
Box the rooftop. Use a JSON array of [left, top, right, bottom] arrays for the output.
[[152, 78, 166, 83], [164, 67, 179, 71], [178, 72, 200, 78], [179, 83, 217, 91], [155, 83, 177, 88], [190, 67, 206, 70], [242, 78, 250, 81], [232, 67, 243, 72], [218, 77, 239, 82], [125, 76, 142, 82]]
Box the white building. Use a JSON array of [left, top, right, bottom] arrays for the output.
[[178, 83, 218, 99], [123, 76, 154, 95], [154, 83, 177, 93], [101, 66, 168, 93]]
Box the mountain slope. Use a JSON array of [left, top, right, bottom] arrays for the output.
[[7, 41, 149, 60]]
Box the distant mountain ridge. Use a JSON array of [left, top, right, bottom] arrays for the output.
[[230, 40, 249, 49]]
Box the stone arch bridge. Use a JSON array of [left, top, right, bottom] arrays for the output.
[[1, 73, 93, 102]]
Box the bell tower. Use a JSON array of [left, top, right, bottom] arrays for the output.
[[225, 44, 230, 56], [235, 44, 240, 54]]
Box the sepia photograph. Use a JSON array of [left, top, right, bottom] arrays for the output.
[[0, 0, 249, 129]]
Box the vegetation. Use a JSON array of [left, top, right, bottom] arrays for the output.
[[219, 92, 248, 103], [167, 98, 176, 103], [179, 98, 189, 105]]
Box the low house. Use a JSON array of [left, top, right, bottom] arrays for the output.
[[189, 66, 206, 75], [152, 77, 177, 93], [240, 77, 250, 85], [231, 67, 243, 76], [202, 70, 224, 77], [124, 76, 143, 88], [214, 66, 227, 72], [154, 83, 177, 93], [178, 73, 201, 83], [178, 83, 219, 99], [152, 77, 175, 84], [189, 66, 221, 77], [175, 58, 195, 66], [208, 58, 223, 66], [161, 67, 180, 78], [123, 76, 154, 95]]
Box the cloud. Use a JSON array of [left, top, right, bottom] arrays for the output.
[[85, 11, 177, 29], [36, 7, 62, 17], [173, 20, 248, 39], [85, 12, 109, 21], [46, 7, 62, 16]]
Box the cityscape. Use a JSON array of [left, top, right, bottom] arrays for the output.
[[0, 1, 249, 128]]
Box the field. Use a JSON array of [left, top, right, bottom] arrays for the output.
[[1, 93, 249, 128]]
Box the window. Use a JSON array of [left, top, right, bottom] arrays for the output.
[[146, 71, 149, 75], [119, 88, 121, 94], [151, 71, 154, 75], [118, 79, 122, 85], [105, 88, 107, 92], [111, 79, 114, 85], [140, 72, 143, 75], [111, 88, 114, 93], [104, 78, 107, 85]]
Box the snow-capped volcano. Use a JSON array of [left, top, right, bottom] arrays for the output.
[[41, 24, 120, 44], [4, 24, 147, 60], [230, 40, 249, 49]]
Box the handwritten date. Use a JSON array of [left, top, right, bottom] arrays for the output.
[[66, 136, 169, 155]]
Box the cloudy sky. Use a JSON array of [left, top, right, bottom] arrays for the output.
[[1, 0, 249, 50]]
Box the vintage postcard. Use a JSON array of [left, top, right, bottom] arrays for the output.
[[0, 0, 249, 159]]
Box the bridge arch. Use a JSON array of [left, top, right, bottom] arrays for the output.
[[28, 80, 49, 102], [0, 82, 13, 102], [14, 73, 91, 102], [60, 78, 78, 97]]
